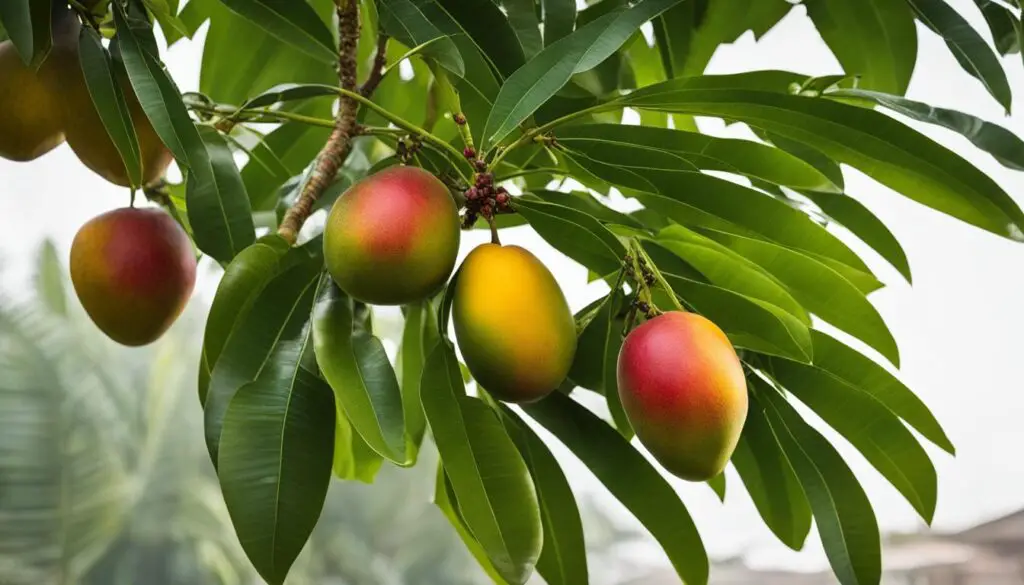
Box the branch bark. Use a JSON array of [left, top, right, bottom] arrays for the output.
[[277, 0, 362, 245], [360, 34, 388, 97]]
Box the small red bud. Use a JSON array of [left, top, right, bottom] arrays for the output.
[[474, 160, 488, 172], [463, 147, 476, 159], [496, 192, 509, 205], [466, 187, 479, 201], [454, 113, 467, 125]]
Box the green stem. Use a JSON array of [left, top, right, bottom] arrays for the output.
[[494, 167, 565, 182], [631, 238, 685, 312], [489, 102, 619, 167]]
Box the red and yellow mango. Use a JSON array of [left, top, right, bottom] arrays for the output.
[[324, 166, 460, 305], [617, 311, 748, 481], [453, 244, 576, 403], [70, 208, 196, 346]]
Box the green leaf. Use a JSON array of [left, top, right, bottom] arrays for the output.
[[803, 191, 912, 283], [620, 72, 1024, 241], [200, 234, 291, 405], [974, 0, 1021, 55], [145, 0, 191, 44], [830, 88, 1024, 172], [205, 248, 322, 465], [333, 408, 385, 483], [189, 128, 258, 263], [397, 301, 436, 462], [421, 343, 542, 585], [763, 356, 937, 522], [528, 190, 645, 230], [214, 0, 337, 63], [218, 327, 335, 585], [704, 228, 900, 366], [433, 466, 511, 585], [240, 116, 333, 211], [907, 0, 1012, 112], [541, 0, 577, 45], [33, 240, 67, 317], [312, 275, 408, 465], [523, 392, 709, 585], [435, 0, 525, 79], [378, 0, 465, 76], [0, 0, 51, 67], [502, 0, 544, 59], [77, 27, 143, 189], [555, 123, 841, 193], [707, 472, 726, 502], [515, 197, 626, 276], [570, 285, 633, 437], [755, 381, 882, 585], [482, 0, 684, 147], [499, 406, 588, 585], [732, 399, 812, 550], [806, 0, 917, 94]]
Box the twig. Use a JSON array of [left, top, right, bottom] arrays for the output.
[[360, 34, 389, 97], [277, 0, 361, 245]]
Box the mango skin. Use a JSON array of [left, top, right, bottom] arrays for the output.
[[617, 312, 748, 481], [71, 208, 196, 347], [324, 166, 460, 305], [453, 244, 577, 403]]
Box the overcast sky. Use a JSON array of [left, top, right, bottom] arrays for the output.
[[1, 0, 1022, 576]]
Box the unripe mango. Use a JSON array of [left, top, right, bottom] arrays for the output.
[[71, 208, 196, 347], [617, 312, 748, 481], [324, 166, 460, 305], [452, 244, 576, 403]]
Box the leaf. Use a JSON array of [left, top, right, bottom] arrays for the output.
[[482, 0, 684, 147], [189, 128, 258, 263], [806, 0, 917, 94], [33, 240, 66, 317], [803, 190, 912, 283], [145, 0, 191, 44], [378, 0, 465, 76], [311, 275, 408, 465], [503, 0, 544, 59], [754, 381, 882, 585], [397, 301, 436, 462], [421, 343, 542, 585], [529, 190, 645, 229], [763, 356, 937, 522], [555, 123, 841, 193], [514, 197, 626, 276], [703, 228, 900, 366], [200, 234, 291, 405], [499, 406, 588, 585], [619, 72, 1024, 241], [541, 0, 577, 45], [204, 248, 322, 465], [433, 466, 511, 585], [240, 117, 333, 211], [434, 0, 525, 79], [0, 0, 50, 67], [707, 473, 726, 502], [523, 392, 709, 585], [907, 0, 1012, 112], [830, 88, 1024, 172], [731, 399, 812, 550], [218, 326, 335, 585], [974, 0, 1021, 55], [214, 0, 337, 63], [333, 408, 385, 483]]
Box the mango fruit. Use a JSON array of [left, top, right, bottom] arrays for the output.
[[324, 166, 460, 305], [617, 311, 748, 481], [0, 9, 78, 161], [71, 207, 196, 346], [452, 244, 576, 403]]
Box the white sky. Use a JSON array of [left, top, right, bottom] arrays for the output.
[[1, 0, 1023, 576]]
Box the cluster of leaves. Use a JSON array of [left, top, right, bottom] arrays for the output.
[[4, 0, 1024, 584]]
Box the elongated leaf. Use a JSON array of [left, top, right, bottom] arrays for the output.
[[218, 327, 335, 585], [807, 0, 917, 94], [528, 190, 645, 230], [77, 28, 142, 188], [541, 0, 576, 45], [378, 0, 465, 76], [215, 0, 336, 63], [200, 234, 292, 404], [0, 0, 51, 66], [619, 72, 1024, 241], [907, 0, 1012, 111], [421, 343, 542, 585], [515, 197, 625, 276], [755, 381, 882, 585], [189, 127, 257, 263], [500, 406, 588, 585], [434, 466, 511, 585], [732, 399, 812, 550], [803, 191, 912, 283], [397, 301, 436, 462], [502, 0, 543, 59], [523, 392, 709, 585], [555, 123, 840, 193], [704, 228, 899, 366], [974, 0, 1021, 55], [333, 407, 385, 483], [764, 357, 937, 522], [482, 0, 683, 147], [802, 330, 954, 454], [435, 0, 525, 79], [570, 285, 633, 436], [830, 88, 1024, 172], [205, 250, 322, 464], [707, 473, 726, 502], [312, 275, 407, 465]]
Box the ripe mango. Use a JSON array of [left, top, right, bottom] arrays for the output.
[[617, 312, 748, 481], [0, 10, 77, 161], [324, 166, 460, 305], [452, 244, 576, 403], [71, 208, 196, 346]]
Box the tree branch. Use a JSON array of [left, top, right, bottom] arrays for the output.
[[360, 34, 389, 97], [277, 0, 361, 245]]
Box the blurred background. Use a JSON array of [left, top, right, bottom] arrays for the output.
[[2, 0, 1024, 584]]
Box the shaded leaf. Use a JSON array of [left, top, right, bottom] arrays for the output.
[[397, 301, 437, 462], [215, 0, 337, 63], [515, 197, 626, 276], [541, 0, 577, 45], [333, 408, 385, 483], [503, 0, 544, 59], [0, 0, 51, 67], [435, 0, 525, 79], [378, 0, 465, 76], [434, 465, 511, 585]]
